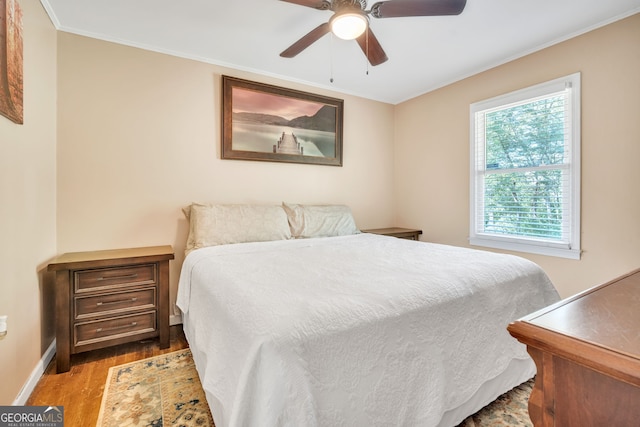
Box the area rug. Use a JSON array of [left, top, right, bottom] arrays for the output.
[[96, 349, 215, 427], [457, 379, 534, 426], [98, 348, 532, 427]]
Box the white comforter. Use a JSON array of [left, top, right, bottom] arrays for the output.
[[177, 233, 559, 427]]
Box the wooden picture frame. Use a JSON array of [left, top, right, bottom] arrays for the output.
[[0, 0, 23, 124], [222, 76, 343, 166]]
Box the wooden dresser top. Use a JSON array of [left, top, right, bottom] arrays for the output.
[[518, 269, 640, 360]]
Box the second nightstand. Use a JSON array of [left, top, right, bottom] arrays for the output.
[[362, 227, 423, 241]]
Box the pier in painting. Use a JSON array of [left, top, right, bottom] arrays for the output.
[[274, 132, 303, 155]]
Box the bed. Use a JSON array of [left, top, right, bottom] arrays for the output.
[[177, 203, 560, 427]]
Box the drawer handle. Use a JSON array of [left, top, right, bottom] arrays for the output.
[[96, 273, 139, 282], [96, 321, 137, 333], [96, 297, 138, 307]]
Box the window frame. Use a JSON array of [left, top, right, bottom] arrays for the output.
[[469, 73, 581, 259]]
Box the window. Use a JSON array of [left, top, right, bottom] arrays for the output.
[[470, 73, 581, 259]]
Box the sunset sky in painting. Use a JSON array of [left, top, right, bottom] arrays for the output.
[[232, 87, 323, 120]]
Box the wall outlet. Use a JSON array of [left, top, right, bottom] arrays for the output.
[[0, 315, 7, 340]]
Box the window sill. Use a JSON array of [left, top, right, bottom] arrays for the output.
[[469, 237, 581, 260]]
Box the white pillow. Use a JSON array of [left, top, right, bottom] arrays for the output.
[[282, 203, 359, 238], [184, 203, 292, 254]]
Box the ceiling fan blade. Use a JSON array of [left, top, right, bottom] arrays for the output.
[[355, 28, 388, 66], [280, 22, 331, 58], [370, 0, 467, 18], [280, 0, 331, 11]]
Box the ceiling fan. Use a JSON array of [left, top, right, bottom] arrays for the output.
[[279, 0, 467, 66]]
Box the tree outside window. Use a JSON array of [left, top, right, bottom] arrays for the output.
[[470, 74, 581, 259]]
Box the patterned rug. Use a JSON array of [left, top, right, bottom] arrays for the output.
[[96, 349, 215, 427], [457, 379, 534, 427], [97, 348, 532, 426]]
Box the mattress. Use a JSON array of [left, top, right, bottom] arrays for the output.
[[177, 233, 559, 426]]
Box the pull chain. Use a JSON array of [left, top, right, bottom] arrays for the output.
[[365, 27, 369, 76], [330, 34, 334, 83]]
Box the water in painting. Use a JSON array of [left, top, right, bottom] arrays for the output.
[[232, 122, 336, 158]]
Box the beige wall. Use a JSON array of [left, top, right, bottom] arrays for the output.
[[56, 33, 396, 318], [395, 13, 640, 298], [0, 1, 57, 404]]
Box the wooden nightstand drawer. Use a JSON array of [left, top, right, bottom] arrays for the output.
[[74, 264, 156, 293], [74, 287, 157, 320], [74, 311, 157, 347]]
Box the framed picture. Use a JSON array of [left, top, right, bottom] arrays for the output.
[[0, 0, 23, 124], [222, 76, 343, 166]]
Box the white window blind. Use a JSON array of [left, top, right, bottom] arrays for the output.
[[469, 73, 581, 259]]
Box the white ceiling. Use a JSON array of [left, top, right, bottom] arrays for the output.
[[41, 0, 640, 104]]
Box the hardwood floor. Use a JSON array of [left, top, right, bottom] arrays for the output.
[[26, 325, 189, 427]]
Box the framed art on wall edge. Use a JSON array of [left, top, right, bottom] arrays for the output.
[[0, 0, 23, 125]]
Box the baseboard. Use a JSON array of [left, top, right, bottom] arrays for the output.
[[13, 339, 56, 406], [170, 314, 183, 326]]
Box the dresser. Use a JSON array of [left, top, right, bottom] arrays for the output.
[[362, 227, 422, 241], [47, 246, 175, 373], [507, 269, 640, 426]]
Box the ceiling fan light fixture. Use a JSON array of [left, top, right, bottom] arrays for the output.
[[330, 11, 368, 40]]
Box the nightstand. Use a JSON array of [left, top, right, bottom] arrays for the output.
[[47, 245, 175, 373], [362, 227, 423, 241]]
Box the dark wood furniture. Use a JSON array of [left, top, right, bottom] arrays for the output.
[[362, 227, 422, 241], [47, 246, 175, 373], [508, 269, 640, 427]]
